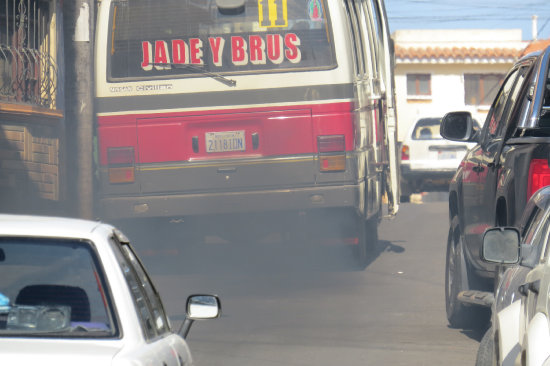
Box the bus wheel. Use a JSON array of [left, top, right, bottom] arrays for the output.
[[356, 215, 377, 268]]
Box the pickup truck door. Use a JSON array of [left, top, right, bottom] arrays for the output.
[[462, 66, 530, 266]]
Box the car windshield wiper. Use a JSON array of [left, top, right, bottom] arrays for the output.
[[149, 63, 237, 87]]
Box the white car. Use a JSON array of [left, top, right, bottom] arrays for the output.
[[0, 214, 220, 365], [476, 186, 550, 366], [400, 117, 478, 199]]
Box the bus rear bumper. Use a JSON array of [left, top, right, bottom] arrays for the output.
[[98, 184, 363, 220]]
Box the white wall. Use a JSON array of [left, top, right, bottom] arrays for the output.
[[395, 63, 512, 141], [392, 29, 526, 141]]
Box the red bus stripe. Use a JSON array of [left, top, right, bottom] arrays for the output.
[[98, 102, 354, 165]]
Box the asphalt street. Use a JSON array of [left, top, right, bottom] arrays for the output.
[[130, 192, 484, 366]]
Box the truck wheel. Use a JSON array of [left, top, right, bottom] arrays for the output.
[[475, 327, 495, 366], [356, 215, 377, 268], [445, 217, 483, 328]]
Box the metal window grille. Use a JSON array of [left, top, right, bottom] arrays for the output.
[[0, 0, 57, 108]]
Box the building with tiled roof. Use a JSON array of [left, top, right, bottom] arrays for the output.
[[395, 46, 520, 64], [519, 39, 550, 57], [393, 29, 527, 141]]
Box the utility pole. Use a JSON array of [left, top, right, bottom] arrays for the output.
[[63, 0, 95, 219]]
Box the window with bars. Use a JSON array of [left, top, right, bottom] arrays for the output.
[[0, 0, 58, 109]]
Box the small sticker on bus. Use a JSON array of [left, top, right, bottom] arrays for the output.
[[258, 0, 288, 28], [307, 0, 323, 21]]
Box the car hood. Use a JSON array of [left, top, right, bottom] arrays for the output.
[[0, 338, 123, 365]]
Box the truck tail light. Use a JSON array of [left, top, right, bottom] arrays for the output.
[[528, 159, 550, 199], [107, 147, 135, 184], [401, 145, 409, 161], [318, 135, 346, 172]]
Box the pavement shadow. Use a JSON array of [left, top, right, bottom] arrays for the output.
[[376, 239, 405, 253], [446, 310, 491, 343]]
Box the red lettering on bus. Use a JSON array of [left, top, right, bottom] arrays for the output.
[[284, 33, 301, 63], [189, 38, 204, 65], [172, 39, 189, 64], [249, 35, 266, 65], [209, 37, 225, 67], [231, 36, 248, 66], [141, 41, 153, 70], [266, 34, 284, 64], [154, 40, 170, 69]]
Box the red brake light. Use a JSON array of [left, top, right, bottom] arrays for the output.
[[108, 147, 135, 165], [107, 147, 135, 184], [528, 159, 550, 199], [318, 135, 346, 172], [401, 145, 409, 161], [318, 135, 345, 153]]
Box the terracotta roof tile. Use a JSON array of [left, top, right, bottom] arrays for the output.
[[519, 39, 550, 57], [395, 45, 521, 61]]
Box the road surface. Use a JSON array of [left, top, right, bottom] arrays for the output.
[[127, 193, 483, 366]]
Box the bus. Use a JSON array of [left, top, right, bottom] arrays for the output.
[[94, 0, 399, 266]]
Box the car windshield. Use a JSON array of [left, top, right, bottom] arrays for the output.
[[108, 0, 335, 80], [0, 238, 116, 338]]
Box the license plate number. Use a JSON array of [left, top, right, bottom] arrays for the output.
[[206, 131, 246, 153], [438, 151, 456, 160]]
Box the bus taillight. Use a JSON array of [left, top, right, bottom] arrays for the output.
[[318, 135, 346, 172], [107, 147, 135, 184]]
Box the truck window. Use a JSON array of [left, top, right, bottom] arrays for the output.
[[483, 68, 520, 141], [539, 76, 550, 127]]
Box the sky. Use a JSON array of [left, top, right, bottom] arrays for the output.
[[384, 0, 550, 41]]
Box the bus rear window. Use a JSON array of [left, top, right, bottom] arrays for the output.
[[108, 0, 336, 80]]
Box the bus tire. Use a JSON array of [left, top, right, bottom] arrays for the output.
[[356, 215, 377, 268]]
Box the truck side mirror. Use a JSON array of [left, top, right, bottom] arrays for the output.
[[440, 111, 478, 142], [481, 227, 520, 264]]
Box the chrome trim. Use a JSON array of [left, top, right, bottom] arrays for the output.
[[96, 84, 355, 113], [520, 48, 550, 129]]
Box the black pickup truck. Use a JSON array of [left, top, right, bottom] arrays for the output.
[[441, 46, 550, 328]]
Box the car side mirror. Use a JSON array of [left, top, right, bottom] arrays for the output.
[[187, 294, 221, 320], [178, 294, 221, 339], [481, 227, 520, 264], [440, 111, 478, 142]]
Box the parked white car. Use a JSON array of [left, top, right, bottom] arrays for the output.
[[476, 186, 550, 366], [0, 214, 220, 366], [400, 117, 478, 200]]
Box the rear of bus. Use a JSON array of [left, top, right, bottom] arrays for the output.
[[95, 0, 392, 225]]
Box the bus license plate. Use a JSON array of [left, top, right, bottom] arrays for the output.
[[206, 131, 246, 153]]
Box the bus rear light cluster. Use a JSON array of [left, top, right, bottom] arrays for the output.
[[318, 135, 346, 153], [528, 159, 550, 199], [318, 135, 346, 172], [107, 147, 135, 184]]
